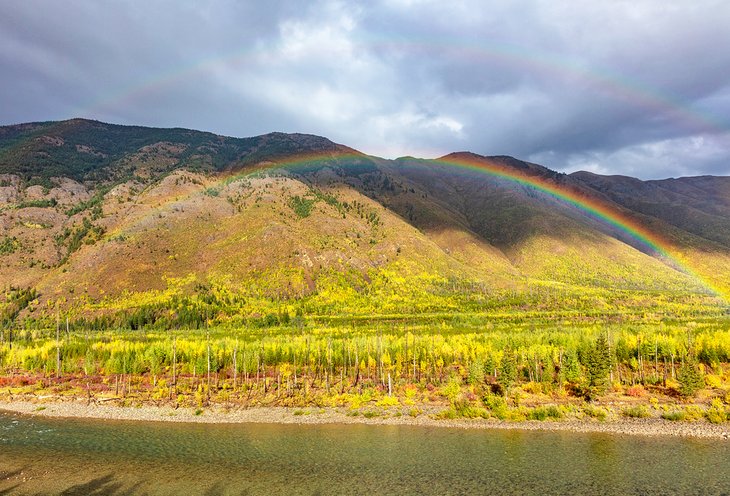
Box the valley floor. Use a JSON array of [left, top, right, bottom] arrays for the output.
[[1, 397, 729, 440]]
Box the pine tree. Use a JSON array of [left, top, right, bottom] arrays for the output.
[[677, 354, 704, 397], [498, 351, 517, 394], [587, 334, 613, 394], [562, 350, 581, 383]]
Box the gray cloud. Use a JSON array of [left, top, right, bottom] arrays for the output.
[[1, 0, 729, 178]]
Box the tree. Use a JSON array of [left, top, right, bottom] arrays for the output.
[[562, 350, 581, 384], [586, 334, 613, 395], [467, 358, 484, 385], [497, 351, 517, 394], [677, 354, 704, 397]]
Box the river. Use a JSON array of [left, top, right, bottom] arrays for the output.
[[0, 411, 728, 495]]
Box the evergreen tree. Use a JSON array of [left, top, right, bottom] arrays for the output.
[[586, 334, 613, 394], [467, 358, 485, 385], [677, 354, 704, 397], [562, 350, 581, 383], [498, 351, 517, 394]]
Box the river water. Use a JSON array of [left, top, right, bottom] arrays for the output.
[[0, 411, 728, 495]]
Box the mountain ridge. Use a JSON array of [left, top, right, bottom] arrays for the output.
[[0, 119, 728, 326]]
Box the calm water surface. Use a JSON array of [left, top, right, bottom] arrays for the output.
[[0, 411, 728, 495]]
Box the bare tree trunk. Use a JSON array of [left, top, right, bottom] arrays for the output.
[[354, 348, 359, 387], [206, 330, 211, 397], [55, 313, 61, 379], [170, 337, 177, 400], [173, 337, 177, 385], [233, 340, 238, 390]]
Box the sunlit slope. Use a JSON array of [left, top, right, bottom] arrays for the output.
[[26, 170, 519, 312], [381, 156, 708, 294], [572, 171, 730, 298], [0, 118, 727, 322]]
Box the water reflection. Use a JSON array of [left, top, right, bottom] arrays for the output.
[[0, 412, 728, 495]]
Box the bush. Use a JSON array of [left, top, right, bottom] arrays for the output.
[[661, 410, 685, 421], [682, 405, 705, 422], [522, 382, 543, 395], [626, 385, 646, 397], [705, 374, 723, 388], [0, 236, 20, 255], [441, 378, 462, 403], [622, 405, 651, 418], [705, 399, 727, 424], [289, 195, 317, 218], [483, 394, 509, 420], [583, 404, 608, 421], [528, 405, 564, 421], [438, 400, 489, 419], [375, 396, 400, 407]]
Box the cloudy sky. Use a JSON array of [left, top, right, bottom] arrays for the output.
[[1, 0, 729, 178]]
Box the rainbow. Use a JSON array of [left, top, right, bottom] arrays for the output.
[[119, 150, 725, 300], [232, 152, 728, 301], [73, 38, 727, 139]]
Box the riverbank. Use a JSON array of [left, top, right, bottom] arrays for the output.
[[2, 398, 729, 440]]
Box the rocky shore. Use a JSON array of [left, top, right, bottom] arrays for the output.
[[1, 399, 728, 440]]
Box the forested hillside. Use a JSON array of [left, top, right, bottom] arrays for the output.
[[0, 119, 728, 331]]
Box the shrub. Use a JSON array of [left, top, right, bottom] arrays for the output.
[[528, 405, 564, 421], [705, 399, 727, 424], [483, 394, 509, 420], [522, 382, 543, 395], [441, 378, 462, 403], [583, 404, 608, 421], [0, 236, 20, 255], [626, 385, 646, 397], [661, 410, 685, 421], [506, 407, 528, 422], [376, 396, 400, 407], [289, 195, 317, 218], [622, 405, 651, 418], [438, 400, 489, 419], [682, 405, 705, 422], [705, 374, 723, 388]]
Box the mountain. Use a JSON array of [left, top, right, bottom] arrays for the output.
[[0, 119, 727, 327]]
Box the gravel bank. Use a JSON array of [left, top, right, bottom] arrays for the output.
[[1, 399, 729, 439]]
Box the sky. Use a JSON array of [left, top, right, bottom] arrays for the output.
[[1, 0, 729, 179]]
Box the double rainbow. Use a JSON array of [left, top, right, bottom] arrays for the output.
[[75, 38, 727, 138]]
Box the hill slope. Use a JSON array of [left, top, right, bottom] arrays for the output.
[[0, 119, 727, 327]]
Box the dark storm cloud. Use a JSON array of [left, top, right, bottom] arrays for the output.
[[1, 0, 729, 178]]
